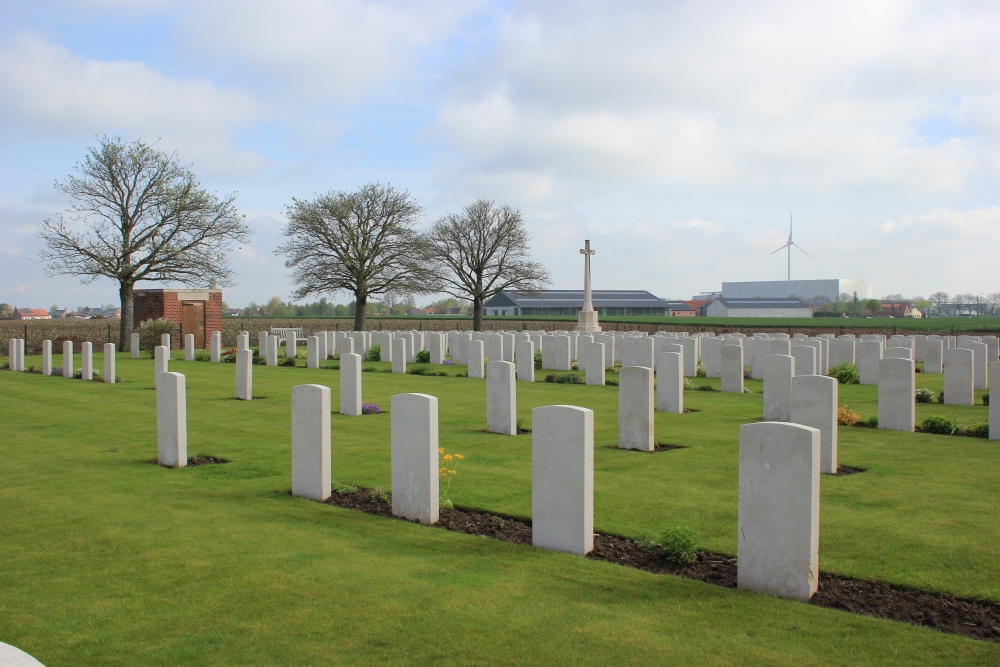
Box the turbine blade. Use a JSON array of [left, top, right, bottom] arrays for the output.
[[791, 242, 813, 259], [769, 243, 789, 255]]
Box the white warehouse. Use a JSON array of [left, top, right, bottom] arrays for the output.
[[721, 279, 871, 303]]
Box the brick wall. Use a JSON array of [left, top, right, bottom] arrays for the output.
[[205, 292, 223, 347]]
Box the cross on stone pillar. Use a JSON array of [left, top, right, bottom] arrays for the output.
[[577, 239, 601, 332], [580, 240, 595, 312]]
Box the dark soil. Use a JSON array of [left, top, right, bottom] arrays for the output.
[[833, 465, 865, 475], [605, 443, 686, 452], [322, 487, 1000, 643], [187, 456, 230, 466]]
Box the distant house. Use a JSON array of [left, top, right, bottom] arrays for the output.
[[102, 307, 122, 319], [405, 308, 428, 316], [662, 301, 697, 317], [12, 308, 51, 320], [876, 302, 918, 318], [684, 300, 709, 316], [704, 297, 813, 318], [225, 309, 242, 316], [51, 308, 70, 319]]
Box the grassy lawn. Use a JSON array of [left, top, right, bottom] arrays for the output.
[[1, 352, 998, 665]]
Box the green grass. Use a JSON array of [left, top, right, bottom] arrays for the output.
[[1, 354, 999, 665]]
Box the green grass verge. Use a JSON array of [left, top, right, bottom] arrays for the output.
[[1, 354, 998, 665]]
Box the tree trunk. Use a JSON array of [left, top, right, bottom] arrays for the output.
[[354, 292, 368, 331], [473, 297, 484, 332], [119, 282, 135, 350]]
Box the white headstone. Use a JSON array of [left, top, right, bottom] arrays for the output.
[[619, 366, 654, 451], [392, 337, 407, 374], [655, 352, 683, 414], [211, 331, 222, 362], [104, 343, 116, 383], [721, 344, 744, 393], [924, 338, 944, 374], [879, 358, 915, 431], [791, 375, 838, 474], [156, 371, 187, 468], [515, 339, 535, 382], [340, 353, 362, 416], [63, 340, 74, 379], [154, 345, 168, 375], [161, 333, 171, 350], [763, 354, 795, 422], [532, 404, 594, 555], [42, 339, 52, 376], [236, 348, 252, 400], [266, 335, 279, 366], [184, 334, 195, 361], [943, 348, 974, 405], [429, 332, 445, 365], [856, 340, 883, 385], [306, 336, 320, 369], [790, 345, 816, 376], [991, 361, 999, 441], [738, 421, 820, 602], [467, 340, 485, 379], [79, 341, 93, 380], [291, 384, 331, 501], [542, 335, 571, 371], [487, 361, 517, 435], [391, 393, 439, 524], [131, 333, 140, 359], [584, 342, 605, 386], [679, 337, 699, 376]]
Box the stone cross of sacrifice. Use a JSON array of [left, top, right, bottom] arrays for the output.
[[580, 239, 595, 312]]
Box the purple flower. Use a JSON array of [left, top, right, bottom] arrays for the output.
[[361, 403, 381, 415], [443, 359, 457, 365]]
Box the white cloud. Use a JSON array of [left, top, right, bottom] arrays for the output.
[[180, 0, 484, 102], [0, 34, 268, 177], [430, 0, 1000, 201]]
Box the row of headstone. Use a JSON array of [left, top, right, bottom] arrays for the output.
[[7, 338, 117, 383]]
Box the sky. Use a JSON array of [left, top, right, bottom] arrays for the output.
[[2, 0, 999, 311]]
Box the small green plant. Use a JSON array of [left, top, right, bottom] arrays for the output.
[[372, 487, 389, 503], [534, 350, 543, 369], [696, 360, 706, 377], [965, 422, 990, 439], [331, 481, 358, 494], [937, 391, 945, 404], [605, 377, 619, 386], [365, 344, 382, 362], [683, 378, 696, 390], [408, 366, 447, 376], [919, 415, 957, 435], [984, 393, 990, 407], [861, 415, 879, 428], [135, 317, 175, 352], [657, 526, 697, 565], [553, 372, 584, 384], [415, 349, 430, 363], [694, 384, 718, 392], [915, 388, 935, 404], [828, 362, 860, 384], [280, 357, 297, 367]]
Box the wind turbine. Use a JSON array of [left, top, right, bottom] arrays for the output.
[[770, 214, 812, 281]]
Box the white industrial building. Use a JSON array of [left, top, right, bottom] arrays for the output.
[[721, 279, 871, 303], [704, 297, 814, 318]]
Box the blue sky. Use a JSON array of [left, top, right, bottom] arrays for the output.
[[2, 0, 998, 311]]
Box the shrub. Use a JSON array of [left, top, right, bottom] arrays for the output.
[[657, 526, 697, 565], [984, 393, 990, 407], [964, 422, 990, 439], [136, 318, 175, 352], [415, 349, 430, 363], [408, 366, 447, 377], [694, 384, 718, 392], [861, 415, 879, 428], [696, 360, 706, 377], [683, 378, 696, 390], [606, 378, 619, 386], [331, 481, 358, 494], [279, 357, 297, 367], [534, 350, 543, 369], [937, 391, 945, 404], [919, 415, 956, 435], [365, 344, 382, 362], [915, 388, 935, 404], [837, 406, 861, 426], [553, 373, 584, 384], [828, 362, 860, 384]]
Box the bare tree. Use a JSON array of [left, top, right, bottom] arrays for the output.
[[275, 182, 432, 331], [38, 136, 251, 349], [928, 291, 949, 313], [422, 199, 550, 331], [987, 292, 1000, 316]]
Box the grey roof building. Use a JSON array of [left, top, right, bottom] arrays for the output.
[[705, 297, 813, 318], [484, 290, 670, 317]]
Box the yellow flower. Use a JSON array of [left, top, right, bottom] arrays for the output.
[[440, 467, 447, 474], [454, 454, 464, 460], [449, 470, 457, 475], [443, 454, 453, 461], [438, 447, 444, 454]]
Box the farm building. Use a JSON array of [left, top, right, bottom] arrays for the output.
[[133, 288, 223, 349], [721, 278, 871, 303], [483, 290, 670, 317], [704, 297, 813, 318]]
